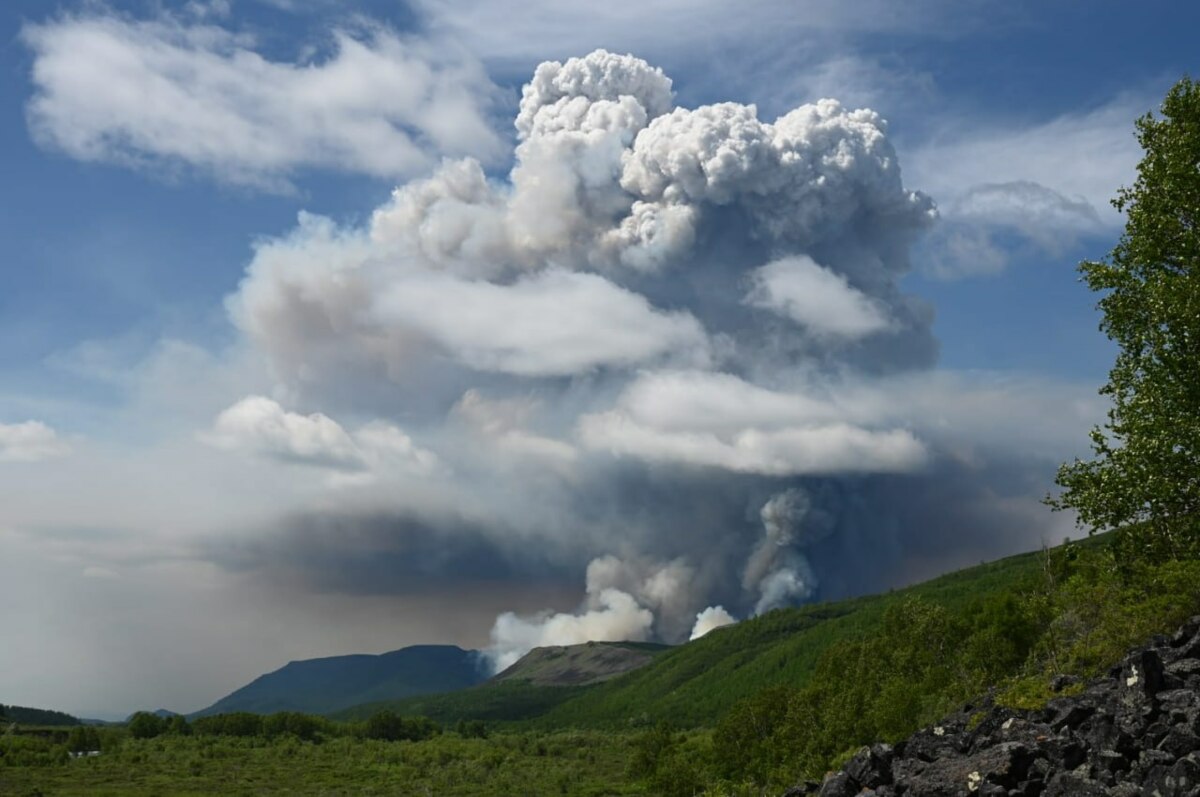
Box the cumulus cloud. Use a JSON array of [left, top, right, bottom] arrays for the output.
[[203, 396, 437, 476], [22, 11, 504, 188], [0, 421, 71, 463], [689, 605, 737, 640]]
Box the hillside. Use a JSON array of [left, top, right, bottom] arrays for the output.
[[193, 645, 486, 717], [493, 641, 670, 686], [0, 704, 80, 727], [786, 615, 1200, 795], [336, 543, 1057, 727]]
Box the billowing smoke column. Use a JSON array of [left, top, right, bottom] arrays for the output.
[[216, 50, 1085, 673], [744, 488, 835, 614]]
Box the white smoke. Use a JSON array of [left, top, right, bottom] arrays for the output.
[[690, 606, 737, 640], [486, 588, 653, 673], [485, 553, 706, 671], [744, 488, 836, 614]]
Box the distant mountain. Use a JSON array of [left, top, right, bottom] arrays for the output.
[[0, 704, 81, 726], [493, 641, 670, 687], [125, 709, 180, 721], [192, 645, 487, 717]]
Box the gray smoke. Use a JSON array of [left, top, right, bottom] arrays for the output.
[[199, 49, 1098, 669], [743, 488, 836, 614]]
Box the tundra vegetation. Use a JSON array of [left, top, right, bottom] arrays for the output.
[[4, 76, 1200, 797]]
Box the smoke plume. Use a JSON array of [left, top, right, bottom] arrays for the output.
[[205, 49, 1097, 672]]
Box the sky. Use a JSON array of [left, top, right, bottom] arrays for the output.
[[0, 0, 1195, 719]]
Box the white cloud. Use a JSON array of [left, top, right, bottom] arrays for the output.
[[905, 94, 1147, 278], [746, 255, 892, 339], [906, 96, 1146, 221], [22, 12, 504, 189], [203, 396, 438, 476], [0, 421, 71, 463]]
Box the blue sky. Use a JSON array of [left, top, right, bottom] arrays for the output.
[[0, 0, 1195, 717]]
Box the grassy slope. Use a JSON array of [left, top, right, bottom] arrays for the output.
[[338, 544, 1053, 728], [493, 641, 672, 686]]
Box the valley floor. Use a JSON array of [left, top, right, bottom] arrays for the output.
[[0, 730, 664, 796]]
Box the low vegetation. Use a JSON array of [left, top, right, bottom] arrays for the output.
[[6, 534, 1200, 795]]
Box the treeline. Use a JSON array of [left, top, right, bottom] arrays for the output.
[[123, 708, 444, 743], [0, 704, 81, 727], [1, 708, 453, 768]]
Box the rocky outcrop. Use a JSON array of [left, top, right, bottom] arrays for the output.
[[785, 617, 1200, 797]]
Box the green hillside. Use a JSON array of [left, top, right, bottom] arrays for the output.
[[337, 542, 1053, 728], [0, 704, 81, 727]]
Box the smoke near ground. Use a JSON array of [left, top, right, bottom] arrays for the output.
[[690, 606, 738, 640], [198, 49, 1099, 672]]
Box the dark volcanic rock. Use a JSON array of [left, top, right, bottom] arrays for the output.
[[843, 743, 894, 788], [781, 618, 1200, 797]]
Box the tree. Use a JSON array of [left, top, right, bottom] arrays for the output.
[[127, 711, 166, 739], [1051, 76, 1200, 559]]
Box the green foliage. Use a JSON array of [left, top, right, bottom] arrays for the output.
[[192, 711, 262, 737], [362, 710, 440, 742], [65, 726, 101, 753], [455, 719, 489, 739], [259, 712, 320, 741], [711, 540, 1200, 791], [1052, 76, 1200, 559], [166, 715, 192, 737], [0, 728, 649, 795], [4, 540, 1200, 794], [126, 712, 166, 740], [627, 722, 708, 797]]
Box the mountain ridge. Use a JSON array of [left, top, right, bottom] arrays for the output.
[[192, 644, 487, 717]]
